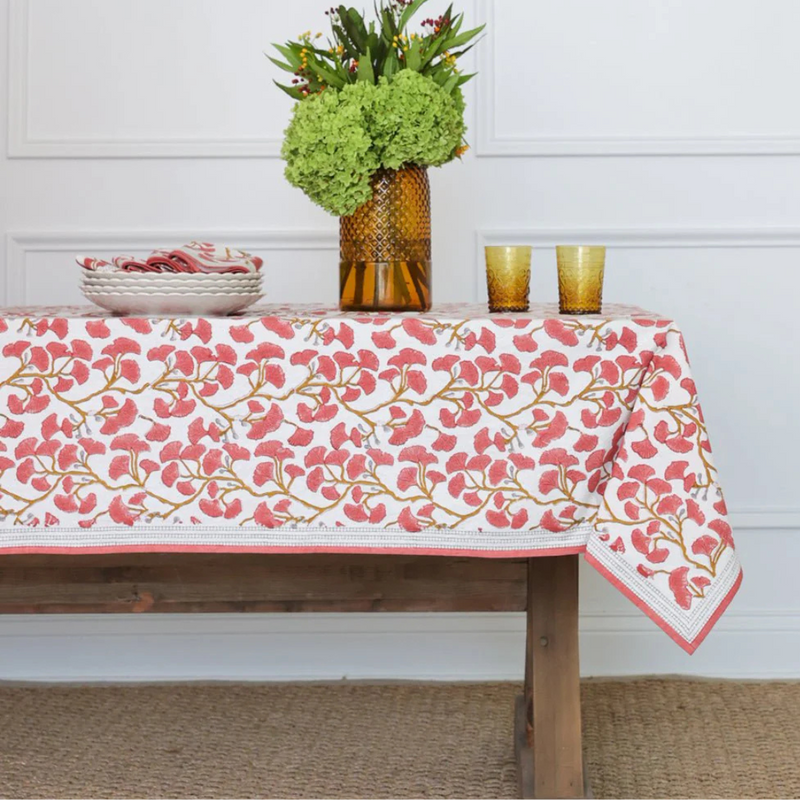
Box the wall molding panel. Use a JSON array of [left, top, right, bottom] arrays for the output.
[[475, 0, 800, 157], [5, 229, 338, 303], [475, 225, 800, 298], [4, 226, 799, 533], [0, 606, 798, 681], [7, 0, 283, 158], [12, 0, 800, 158]]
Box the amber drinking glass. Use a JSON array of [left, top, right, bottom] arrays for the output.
[[339, 165, 431, 312], [556, 246, 606, 314], [485, 246, 532, 312]]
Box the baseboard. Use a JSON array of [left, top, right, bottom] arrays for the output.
[[0, 610, 796, 682]]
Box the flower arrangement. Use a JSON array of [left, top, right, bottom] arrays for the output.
[[271, 2, 484, 216]]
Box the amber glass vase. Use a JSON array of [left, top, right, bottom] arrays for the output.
[[339, 165, 431, 312]]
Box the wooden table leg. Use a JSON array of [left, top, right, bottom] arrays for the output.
[[515, 555, 586, 799]]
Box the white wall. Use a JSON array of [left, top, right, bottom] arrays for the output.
[[0, 0, 798, 681]]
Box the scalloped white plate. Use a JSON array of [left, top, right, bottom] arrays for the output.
[[82, 278, 262, 288], [82, 291, 263, 316], [82, 281, 262, 292], [82, 272, 262, 282]]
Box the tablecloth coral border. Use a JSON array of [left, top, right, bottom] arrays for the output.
[[585, 552, 743, 654]]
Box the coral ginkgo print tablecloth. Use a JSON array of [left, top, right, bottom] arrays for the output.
[[0, 304, 741, 652]]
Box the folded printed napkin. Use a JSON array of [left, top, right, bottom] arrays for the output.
[[77, 242, 263, 274]]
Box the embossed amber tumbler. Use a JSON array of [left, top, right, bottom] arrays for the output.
[[485, 246, 532, 312], [556, 245, 606, 314]]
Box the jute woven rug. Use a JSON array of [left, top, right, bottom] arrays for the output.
[[0, 679, 797, 799]]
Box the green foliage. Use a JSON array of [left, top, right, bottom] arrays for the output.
[[281, 71, 466, 216], [270, 1, 484, 100]]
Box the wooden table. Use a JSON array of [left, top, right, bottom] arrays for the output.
[[0, 552, 586, 799]]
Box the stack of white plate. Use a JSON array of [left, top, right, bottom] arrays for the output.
[[81, 271, 263, 316]]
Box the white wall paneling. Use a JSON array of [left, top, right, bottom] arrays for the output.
[[1, 0, 799, 680], [4, 609, 800, 682], [7, 0, 330, 157], [476, 0, 800, 156]]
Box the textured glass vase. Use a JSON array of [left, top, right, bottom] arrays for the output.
[[339, 165, 431, 312]]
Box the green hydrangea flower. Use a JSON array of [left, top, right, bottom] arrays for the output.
[[365, 71, 466, 170], [281, 72, 467, 217], [281, 83, 380, 217]]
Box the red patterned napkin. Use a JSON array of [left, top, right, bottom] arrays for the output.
[[77, 242, 263, 274]]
